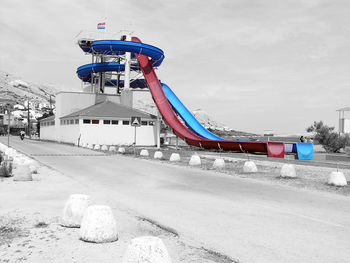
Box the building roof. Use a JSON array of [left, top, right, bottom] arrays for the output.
[[337, 107, 350, 112], [61, 101, 156, 119], [39, 115, 55, 122]]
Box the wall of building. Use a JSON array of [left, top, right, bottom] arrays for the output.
[[40, 125, 56, 141], [78, 118, 157, 146], [59, 123, 80, 144], [54, 92, 121, 142], [342, 119, 350, 134]]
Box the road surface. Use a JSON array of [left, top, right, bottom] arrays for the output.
[[2, 137, 350, 263]]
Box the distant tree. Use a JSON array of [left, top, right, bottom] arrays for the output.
[[307, 121, 350, 153], [36, 111, 54, 137]]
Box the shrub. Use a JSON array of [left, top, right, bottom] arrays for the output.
[[307, 121, 350, 153]]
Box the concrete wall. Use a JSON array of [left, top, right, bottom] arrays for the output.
[[59, 123, 80, 144], [339, 118, 350, 134], [344, 119, 350, 134], [40, 125, 56, 141], [79, 118, 157, 146]]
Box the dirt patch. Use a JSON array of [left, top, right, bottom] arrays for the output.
[[0, 153, 237, 263], [0, 215, 28, 247]]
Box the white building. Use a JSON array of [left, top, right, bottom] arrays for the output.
[[39, 91, 159, 147], [337, 107, 350, 134]]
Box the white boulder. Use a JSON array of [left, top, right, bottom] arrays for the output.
[[154, 151, 163, 159], [5, 148, 17, 158], [169, 153, 180, 162], [101, 145, 108, 151], [13, 156, 26, 168], [213, 158, 225, 169], [243, 161, 258, 173], [109, 146, 117, 152], [328, 171, 347, 186], [94, 144, 101, 150], [189, 155, 201, 166], [87, 144, 94, 149], [118, 147, 126, 154], [122, 236, 172, 263], [29, 164, 38, 174], [13, 164, 33, 181], [80, 205, 118, 243], [61, 194, 90, 227], [140, 149, 149, 157], [280, 164, 297, 178]]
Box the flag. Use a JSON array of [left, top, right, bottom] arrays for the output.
[[97, 22, 106, 30]]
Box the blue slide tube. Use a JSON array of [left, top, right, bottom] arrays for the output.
[[162, 83, 224, 140], [296, 143, 313, 160]]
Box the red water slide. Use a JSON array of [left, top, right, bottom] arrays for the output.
[[132, 37, 284, 158]]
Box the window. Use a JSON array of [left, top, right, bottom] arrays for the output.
[[91, 119, 99, 124], [122, 120, 130, 125], [83, 119, 91, 124], [149, 121, 155, 126], [70, 119, 74, 124], [63, 120, 66, 125], [60, 120, 63, 125], [103, 120, 111, 125], [141, 121, 148, 126], [51, 121, 55, 125], [75, 119, 79, 124], [111, 120, 118, 125]]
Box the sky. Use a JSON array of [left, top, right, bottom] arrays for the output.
[[1, 0, 350, 135]]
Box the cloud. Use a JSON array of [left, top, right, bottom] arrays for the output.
[[0, 0, 350, 134]]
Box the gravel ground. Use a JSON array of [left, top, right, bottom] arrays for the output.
[[0, 155, 237, 263], [115, 146, 350, 196]]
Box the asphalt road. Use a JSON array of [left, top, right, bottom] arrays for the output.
[[2, 136, 350, 263]]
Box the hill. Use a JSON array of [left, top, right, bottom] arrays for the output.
[[0, 70, 58, 106]]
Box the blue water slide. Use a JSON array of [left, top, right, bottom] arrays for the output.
[[162, 83, 224, 140], [91, 40, 165, 67], [76, 62, 143, 82], [295, 143, 313, 160]]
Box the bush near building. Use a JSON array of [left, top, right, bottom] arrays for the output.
[[307, 121, 350, 153]]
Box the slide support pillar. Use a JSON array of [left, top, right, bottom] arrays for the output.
[[156, 110, 161, 149], [124, 34, 131, 90]]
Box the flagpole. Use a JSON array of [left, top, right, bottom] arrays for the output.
[[104, 0, 108, 38]]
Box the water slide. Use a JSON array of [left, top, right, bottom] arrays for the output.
[[162, 83, 223, 141], [76, 37, 313, 159]]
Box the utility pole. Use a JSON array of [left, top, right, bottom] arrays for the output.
[[7, 107, 10, 147], [26, 99, 31, 138], [49, 95, 52, 112]]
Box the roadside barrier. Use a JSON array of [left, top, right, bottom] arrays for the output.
[[80, 205, 118, 243], [118, 147, 126, 154], [94, 144, 101, 150], [189, 155, 201, 166], [101, 145, 108, 151], [328, 171, 347, 186], [61, 194, 90, 227], [280, 164, 297, 178], [109, 146, 117, 152], [140, 149, 149, 157], [169, 153, 180, 162], [243, 161, 258, 173], [122, 236, 171, 263], [213, 158, 225, 169], [13, 164, 33, 181], [154, 151, 163, 159]]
